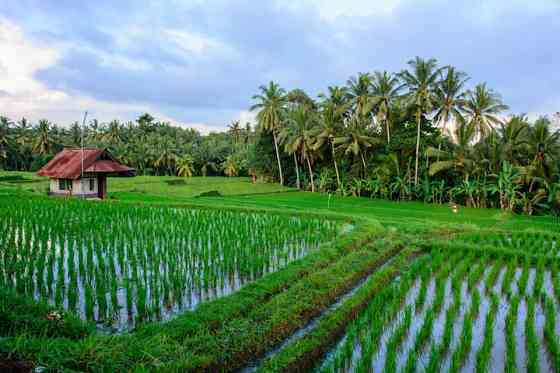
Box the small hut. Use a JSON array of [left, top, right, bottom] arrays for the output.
[[37, 148, 135, 199]]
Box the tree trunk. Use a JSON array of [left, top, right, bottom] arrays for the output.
[[293, 153, 300, 189], [331, 141, 341, 190], [306, 155, 315, 192], [414, 110, 421, 186], [386, 119, 391, 144], [360, 152, 367, 178], [436, 119, 446, 163], [272, 131, 284, 185]]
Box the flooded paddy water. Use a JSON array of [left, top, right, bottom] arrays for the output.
[[0, 198, 340, 332], [316, 248, 560, 373]]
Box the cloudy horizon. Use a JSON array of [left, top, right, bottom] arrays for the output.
[[1, 0, 559, 133]]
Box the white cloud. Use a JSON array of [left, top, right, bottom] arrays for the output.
[[0, 17, 221, 133], [0, 17, 59, 94]]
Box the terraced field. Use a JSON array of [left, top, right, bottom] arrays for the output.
[[0, 177, 558, 372]]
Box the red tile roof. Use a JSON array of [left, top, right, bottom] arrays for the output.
[[37, 148, 135, 179]]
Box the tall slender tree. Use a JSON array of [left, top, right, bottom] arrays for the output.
[[371, 71, 402, 144], [314, 99, 346, 189], [399, 57, 443, 185], [250, 81, 288, 185], [280, 106, 318, 191], [433, 66, 469, 144], [227, 121, 242, 145]]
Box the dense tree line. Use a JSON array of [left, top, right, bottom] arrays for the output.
[[1, 56, 560, 215], [0, 113, 254, 178], [250, 57, 560, 215]]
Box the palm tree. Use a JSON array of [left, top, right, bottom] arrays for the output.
[[318, 85, 348, 108], [280, 106, 318, 191], [88, 119, 101, 143], [346, 73, 373, 117], [526, 117, 560, 183], [334, 114, 378, 177], [371, 71, 402, 144], [33, 119, 55, 155], [314, 97, 347, 189], [399, 57, 443, 185], [499, 115, 529, 165], [228, 121, 242, 145], [250, 81, 288, 185], [286, 88, 316, 109], [427, 120, 477, 182], [154, 137, 177, 175], [463, 83, 509, 138], [15, 118, 30, 146], [69, 121, 81, 146], [0, 117, 12, 168], [177, 155, 194, 177], [103, 120, 123, 145], [243, 122, 252, 145], [433, 67, 469, 144]]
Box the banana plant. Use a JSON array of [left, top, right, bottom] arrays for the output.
[[366, 178, 381, 199], [489, 161, 521, 210], [390, 176, 410, 201]]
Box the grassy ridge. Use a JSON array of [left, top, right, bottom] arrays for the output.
[[258, 248, 419, 373]]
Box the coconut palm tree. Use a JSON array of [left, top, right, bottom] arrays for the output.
[[499, 115, 529, 165], [103, 120, 123, 145], [463, 83, 509, 138], [334, 114, 378, 177], [371, 71, 402, 144], [398, 57, 443, 185], [433, 67, 469, 143], [228, 120, 242, 145], [286, 88, 316, 110], [346, 73, 373, 117], [0, 117, 12, 168], [280, 106, 318, 191], [250, 81, 288, 185], [318, 85, 349, 108], [314, 98, 347, 189], [33, 119, 55, 155], [154, 137, 177, 175], [177, 155, 194, 177], [526, 117, 560, 183], [15, 118, 30, 146]]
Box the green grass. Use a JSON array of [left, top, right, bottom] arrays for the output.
[[2, 171, 558, 232]]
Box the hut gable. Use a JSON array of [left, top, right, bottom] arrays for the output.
[[37, 148, 134, 179]]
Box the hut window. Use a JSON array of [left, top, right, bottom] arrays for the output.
[[89, 178, 95, 191], [59, 179, 72, 191]]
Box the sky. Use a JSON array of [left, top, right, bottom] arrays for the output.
[[0, 0, 559, 133]]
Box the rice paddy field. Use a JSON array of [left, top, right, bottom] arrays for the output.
[[315, 242, 560, 373], [1, 172, 559, 372], [0, 197, 338, 332]]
